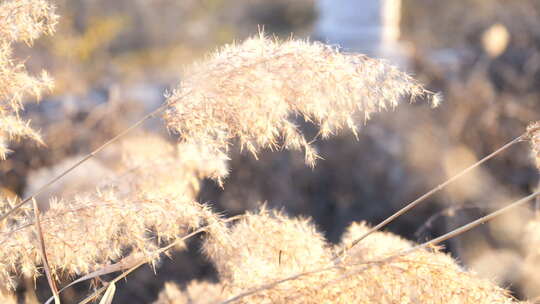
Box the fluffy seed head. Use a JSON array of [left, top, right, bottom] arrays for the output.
[[198, 209, 517, 303], [0, 135, 226, 288], [164, 34, 439, 167], [0, 0, 57, 158]]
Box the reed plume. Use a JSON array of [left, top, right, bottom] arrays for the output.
[[0, 32, 441, 294], [0, 0, 57, 158], [0, 1, 536, 303], [151, 209, 519, 303], [0, 135, 226, 289], [164, 34, 440, 167]]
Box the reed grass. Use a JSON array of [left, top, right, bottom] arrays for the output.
[[1, 2, 539, 303]]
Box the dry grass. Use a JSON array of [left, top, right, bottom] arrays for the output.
[[164, 34, 439, 167], [0, 0, 57, 159], [0, 134, 227, 289], [153, 209, 518, 303], [2, 1, 540, 304]]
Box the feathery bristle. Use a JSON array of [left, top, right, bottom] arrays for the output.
[[164, 34, 438, 167]]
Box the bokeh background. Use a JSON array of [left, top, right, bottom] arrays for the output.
[[4, 0, 540, 302]]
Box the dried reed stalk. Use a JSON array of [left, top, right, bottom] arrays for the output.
[[337, 133, 525, 259]]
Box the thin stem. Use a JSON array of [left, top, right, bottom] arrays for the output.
[[414, 204, 485, 241], [337, 134, 525, 259], [408, 189, 540, 254], [32, 198, 60, 304], [0, 103, 168, 223], [321, 189, 540, 292]]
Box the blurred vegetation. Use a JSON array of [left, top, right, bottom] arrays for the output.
[[4, 0, 540, 302], [23, 0, 316, 94]]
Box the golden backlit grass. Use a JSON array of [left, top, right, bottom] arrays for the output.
[[0, 2, 537, 303], [164, 34, 439, 167], [0, 0, 57, 158]]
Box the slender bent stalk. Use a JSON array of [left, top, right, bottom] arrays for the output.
[[408, 189, 540, 254], [32, 198, 60, 304], [337, 134, 525, 259], [321, 189, 540, 292]]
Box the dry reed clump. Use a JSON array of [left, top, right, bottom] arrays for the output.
[[0, 0, 57, 159], [202, 207, 333, 302], [0, 1, 533, 303], [336, 223, 517, 303], [0, 134, 227, 289], [190, 208, 519, 303], [164, 34, 440, 167]]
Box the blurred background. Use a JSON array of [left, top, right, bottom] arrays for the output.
[[4, 0, 540, 302]]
